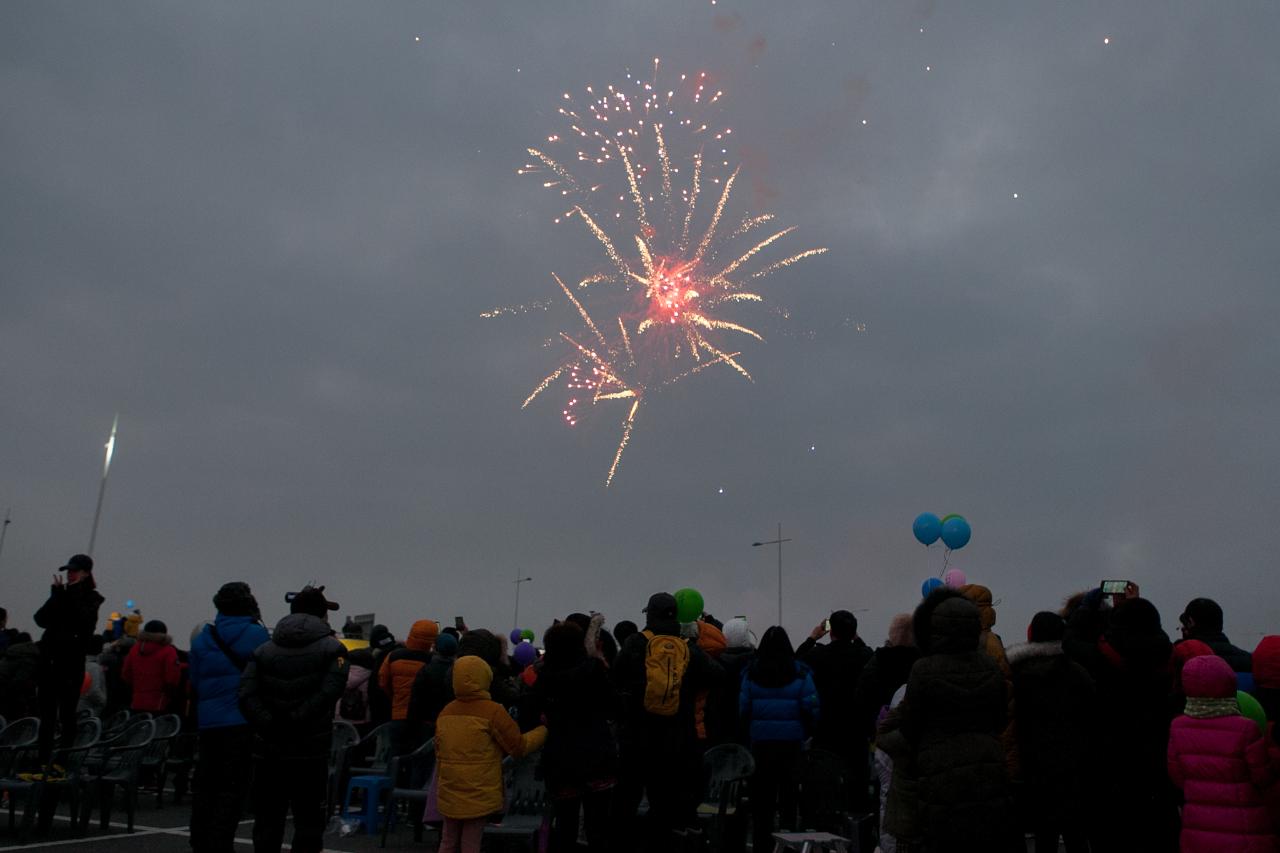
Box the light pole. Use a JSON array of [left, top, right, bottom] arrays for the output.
[[88, 414, 118, 556], [513, 572, 533, 632], [753, 523, 792, 626], [0, 508, 11, 570]]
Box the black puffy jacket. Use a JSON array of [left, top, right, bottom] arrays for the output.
[[898, 594, 1011, 848], [534, 656, 617, 788], [1006, 640, 1096, 791], [239, 614, 347, 758]]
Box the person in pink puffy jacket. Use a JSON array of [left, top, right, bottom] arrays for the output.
[[1167, 655, 1277, 852]]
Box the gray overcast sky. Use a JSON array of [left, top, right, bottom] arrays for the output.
[[3, 1, 1278, 649]]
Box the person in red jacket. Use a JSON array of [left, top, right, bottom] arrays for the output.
[[122, 619, 182, 713], [1167, 655, 1277, 853]]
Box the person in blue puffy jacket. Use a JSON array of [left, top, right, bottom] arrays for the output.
[[739, 626, 818, 853], [188, 582, 269, 853]]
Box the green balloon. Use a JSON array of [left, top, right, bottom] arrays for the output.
[[674, 588, 705, 624], [1237, 691, 1267, 735], [940, 514, 963, 524], [520, 628, 535, 642]]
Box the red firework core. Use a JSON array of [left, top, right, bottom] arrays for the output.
[[644, 257, 702, 325]]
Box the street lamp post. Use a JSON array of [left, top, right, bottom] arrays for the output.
[[513, 571, 533, 632], [753, 523, 792, 627], [0, 508, 11, 571]]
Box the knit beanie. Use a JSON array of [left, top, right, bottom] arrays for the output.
[[370, 624, 396, 651], [722, 616, 753, 650], [1182, 655, 1237, 699], [1253, 635, 1280, 689], [436, 632, 458, 659], [143, 619, 167, 635], [213, 582, 259, 618]]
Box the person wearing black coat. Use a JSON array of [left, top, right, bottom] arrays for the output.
[[535, 619, 617, 853], [1088, 597, 1178, 853], [880, 589, 1011, 853], [854, 613, 919, 739], [1178, 597, 1252, 673], [796, 609, 875, 818], [611, 592, 723, 853], [1006, 612, 1096, 853], [239, 587, 347, 853], [33, 554, 105, 761]]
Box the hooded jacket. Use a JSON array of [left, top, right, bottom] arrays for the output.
[[122, 630, 182, 712], [1005, 640, 1096, 792], [239, 613, 347, 758], [190, 614, 270, 730], [379, 619, 438, 721], [893, 594, 1010, 845], [958, 584, 1019, 775], [1167, 656, 1277, 853], [407, 648, 457, 734], [694, 620, 727, 741], [435, 656, 547, 819]]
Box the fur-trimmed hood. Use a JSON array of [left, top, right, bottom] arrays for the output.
[[1004, 640, 1063, 666]]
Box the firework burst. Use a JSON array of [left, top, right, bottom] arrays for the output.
[[515, 59, 827, 485]]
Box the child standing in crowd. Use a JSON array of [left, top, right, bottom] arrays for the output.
[[1167, 655, 1277, 852], [434, 655, 547, 853]]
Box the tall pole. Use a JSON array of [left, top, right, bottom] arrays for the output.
[[0, 508, 11, 570], [88, 414, 118, 556], [752, 524, 792, 627], [513, 571, 533, 632]]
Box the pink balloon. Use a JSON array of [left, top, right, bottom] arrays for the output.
[[943, 568, 967, 588]]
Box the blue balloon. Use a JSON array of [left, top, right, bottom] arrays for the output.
[[940, 516, 972, 550], [921, 577, 945, 598], [912, 513, 942, 546]]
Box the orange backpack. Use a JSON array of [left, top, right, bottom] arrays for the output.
[[641, 630, 691, 716]]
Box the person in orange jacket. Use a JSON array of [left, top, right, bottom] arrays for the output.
[[379, 619, 438, 751], [435, 655, 546, 853]]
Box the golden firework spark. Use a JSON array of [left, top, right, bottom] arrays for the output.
[[515, 61, 827, 485]]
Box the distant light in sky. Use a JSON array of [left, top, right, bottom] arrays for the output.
[[718, 487, 724, 494], [1103, 36, 1111, 45], [809, 445, 816, 452], [414, 36, 420, 42], [861, 119, 868, 126], [925, 65, 932, 72], [1013, 192, 1020, 199]]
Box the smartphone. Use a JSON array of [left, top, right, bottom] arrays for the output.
[[1100, 580, 1129, 595], [824, 619, 831, 633], [454, 616, 466, 630]]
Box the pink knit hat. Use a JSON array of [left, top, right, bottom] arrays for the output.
[[1181, 655, 1237, 699]]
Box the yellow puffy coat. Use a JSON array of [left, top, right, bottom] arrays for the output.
[[435, 655, 546, 819]]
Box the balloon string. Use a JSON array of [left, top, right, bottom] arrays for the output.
[[940, 548, 951, 577]]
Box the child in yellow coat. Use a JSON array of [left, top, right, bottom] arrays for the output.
[[435, 655, 547, 853]]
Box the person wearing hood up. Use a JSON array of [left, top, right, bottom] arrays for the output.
[[122, 618, 182, 712], [714, 617, 755, 745], [189, 582, 269, 853], [611, 591, 722, 852], [239, 585, 347, 853], [855, 613, 919, 740], [381, 618, 440, 752], [1005, 612, 1096, 853], [435, 655, 547, 853], [34, 553, 105, 761], [877, 588, 1011, 852], [1167, 655, 1277, 853], [958, 583, 1019, 777]]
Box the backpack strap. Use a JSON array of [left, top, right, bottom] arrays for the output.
[[208, 625, 248, 672]]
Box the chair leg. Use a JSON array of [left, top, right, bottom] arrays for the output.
[[380, 792, 394, 847], [155, 760, 167, 808], [100, 781, 113, 830], [127, 780, 138, 832]]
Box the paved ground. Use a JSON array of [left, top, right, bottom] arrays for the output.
[[0, 789, 433, 852]]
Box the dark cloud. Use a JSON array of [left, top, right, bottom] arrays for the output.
[[2, 1, 1278, 648]]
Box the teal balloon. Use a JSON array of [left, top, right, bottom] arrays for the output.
[[921, 577, 945, 598], [940, 516, 972, 550], [1238, 691, 1267, 735], [912, 513, 942, 546], [674, 588, 705, 623]]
